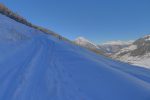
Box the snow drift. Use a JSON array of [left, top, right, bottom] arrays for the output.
[[0, 14, 150, 100]]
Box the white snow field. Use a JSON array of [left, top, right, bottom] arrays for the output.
[[0, 14, 150, 100]]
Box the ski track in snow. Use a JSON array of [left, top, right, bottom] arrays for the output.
[[0, 36, 90, 100], [0, 14, 150, 100]]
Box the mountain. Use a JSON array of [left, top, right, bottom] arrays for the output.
[[74, 37, 133, 55], [98, 40, 133, 54], [75, 37, 99, 49], [0, 6, 150, 100], [112, 35, 150, 68], [74, 37, 106, 55], [74, 36, 150, 69]]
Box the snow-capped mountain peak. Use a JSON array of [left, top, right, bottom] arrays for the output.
[[75, 36, 87, 41], [75, 37, 97, 46], [75, 37, 90, 44], [75, 36, 99, 49]]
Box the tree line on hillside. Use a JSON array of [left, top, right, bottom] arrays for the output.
[[0, 3, 71, 42], [0, 3, 32, 27]]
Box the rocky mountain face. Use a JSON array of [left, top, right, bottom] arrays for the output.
[[112, 35, 150, 68], [131, 35, 150, 56]]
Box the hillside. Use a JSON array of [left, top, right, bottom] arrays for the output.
[[112, 35, 150, 68], [0, 3, 70, 42], [0, 11, 150, 100]]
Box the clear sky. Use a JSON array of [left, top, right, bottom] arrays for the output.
[[1, 0, 150, 43]]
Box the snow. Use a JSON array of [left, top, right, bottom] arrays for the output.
[[75, 37, 97, 46], [114, 45, 137, 56], [143, 35, 150, 41], [124, 45, 137, 51], [102, 40, 134, 45], [112, 41, 150, 69], [0, 14, 150, 100], [115, 53, 150, 69], [144, 34, 150, 38], [145, 37, 150, 41], [75, 37, 100, 49]]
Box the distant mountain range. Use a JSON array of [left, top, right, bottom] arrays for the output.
[[112, 35, 150, 69], [74, 35, 150, 68], [98, 40, 133, 54], [74, 37, 133, 55]]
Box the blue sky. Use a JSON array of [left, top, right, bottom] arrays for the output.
[[1, 0, 150, 43]]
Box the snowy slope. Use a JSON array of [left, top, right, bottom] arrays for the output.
[[0, 14, 150, 100], [112, 35, 150, 69]]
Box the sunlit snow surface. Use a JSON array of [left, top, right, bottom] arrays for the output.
[[0, 14, 150, 100]]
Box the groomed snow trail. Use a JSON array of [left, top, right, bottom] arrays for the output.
[[0, 14, 150, 100]]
